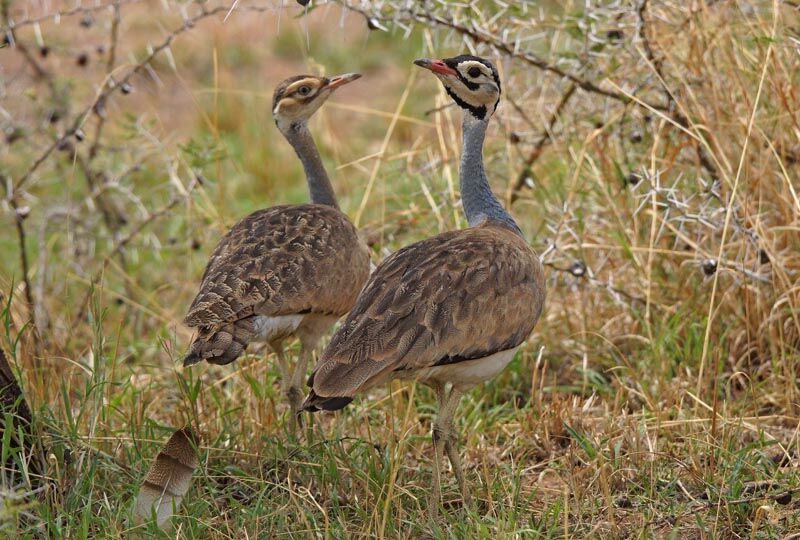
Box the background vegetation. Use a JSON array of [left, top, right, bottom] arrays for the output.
[[1, 0, 798, 537]]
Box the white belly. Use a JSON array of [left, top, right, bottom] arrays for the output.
[[252, 314, 304, 342], [416, 347, 519, 391]]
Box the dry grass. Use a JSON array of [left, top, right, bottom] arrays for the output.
[[1, 0, 799, 538]]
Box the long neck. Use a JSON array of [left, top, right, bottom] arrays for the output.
[[460, 114, 521, 234], [281, 122, 339, 209]]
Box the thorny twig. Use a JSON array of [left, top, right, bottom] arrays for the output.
[[630, 172, 771, 284], [2, 1, 43, 352], [75, 154, 128, 232], [88, 1, 122, 162], [6, 3, 277, 198], [3, 1, 276, 345], [334, 0, 670, 113], [636, 0, 720, 181], [509, 83, 577, 203], [0, 0, 141, 34], [74, 177, 200, 322], [542, 258, 650, 308], [339, 1, 725, 195], [78, 0, 131, 276], [10, 211, 35, 335], [413, 10, 667, 109]]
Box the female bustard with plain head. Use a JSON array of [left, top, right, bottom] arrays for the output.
[[183, 73, 371, 432], [302, 56, 546, 515]]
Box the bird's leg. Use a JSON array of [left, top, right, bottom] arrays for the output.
[[428, 384, 468, 516], [444, 437, 468, 505], [285, 343, 312, 433], [293, 344, 326, 442], [271, 340, 292, 403], [440, 387, 468, 506], [432, 380, 447, 410], [428, 381, 456, 520], [270, 340, 290, 382], [270, 340, 300, 436], [429, 412, 447, 521]]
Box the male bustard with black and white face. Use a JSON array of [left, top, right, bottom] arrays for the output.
[[182, 73, 371, 434], [302, 56, 546, 516]]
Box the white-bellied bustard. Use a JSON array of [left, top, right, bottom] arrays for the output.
[[183, 74, 371, 433], [301, 56, 546, 517]]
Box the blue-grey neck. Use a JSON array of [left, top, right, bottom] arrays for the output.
[[460, 114, 521, 234], [282, 121, 339, 209]]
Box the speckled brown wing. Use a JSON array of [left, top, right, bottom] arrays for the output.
[[304, 222, 545, 407], [183, 204, 370, 366]]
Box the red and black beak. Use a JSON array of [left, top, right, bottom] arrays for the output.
[[413, 58, 458, 76]]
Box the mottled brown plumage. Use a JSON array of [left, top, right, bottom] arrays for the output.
[[183, 205, 369, 365], [182, 73, 370, 431], [305, 222, 544, 406]]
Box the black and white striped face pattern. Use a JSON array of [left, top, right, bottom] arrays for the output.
[[415, 55, 501, 120], [272, 73, 361, 130]]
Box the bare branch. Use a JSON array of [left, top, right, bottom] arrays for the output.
[[509, 83, 577, 203], [334, 1, 671, 113], [7, 3, 277, 198]]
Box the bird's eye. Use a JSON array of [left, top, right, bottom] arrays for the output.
[[297, 85, 312, 96], [467, 67, 482, 78]]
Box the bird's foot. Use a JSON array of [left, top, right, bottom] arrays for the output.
[[284, 386, 305, 439]]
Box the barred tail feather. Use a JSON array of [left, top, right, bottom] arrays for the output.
[[182, 318, 256, 367], [135, 427, 198, 529]]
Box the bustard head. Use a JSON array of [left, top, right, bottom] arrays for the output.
[[272, 73, 361, 131], [414, 55, 500, 121]]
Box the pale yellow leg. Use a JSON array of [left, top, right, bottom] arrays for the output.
[[270, 340, 301, 436], [429, 416, 447, 520], [444, 426, 469, 505], [286, 345, 312, 434], [428, 383, 466, 519], [270, 340, 289, 383], [428, 382, 446, 518]]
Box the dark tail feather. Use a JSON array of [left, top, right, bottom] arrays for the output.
[[300, 389, 353, 413], [182, 319, 255, 367]]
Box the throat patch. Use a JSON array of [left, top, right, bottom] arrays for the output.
[[445, 86, 486, 120]]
